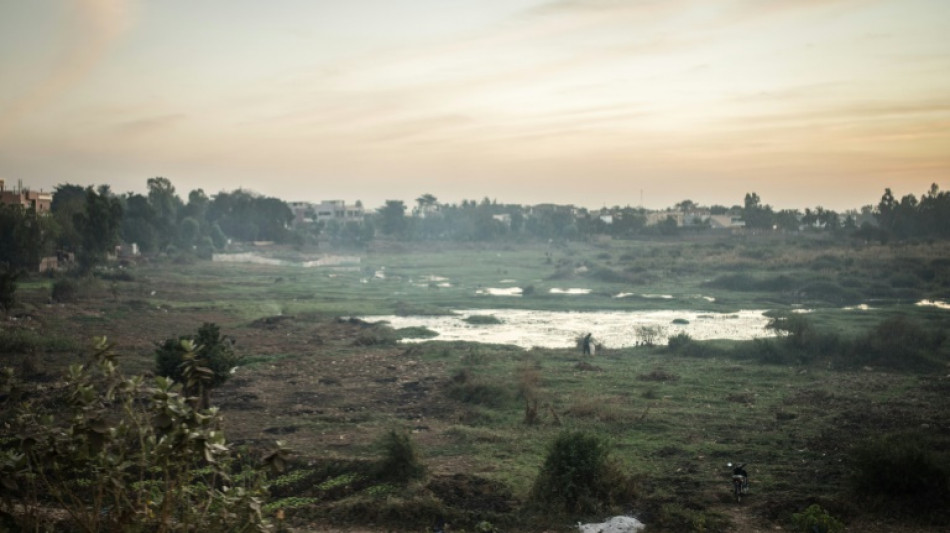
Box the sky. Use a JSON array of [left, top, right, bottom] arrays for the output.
[[0, 0, 948, 212]]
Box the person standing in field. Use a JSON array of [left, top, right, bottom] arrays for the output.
[[582, 333, 593, 356]]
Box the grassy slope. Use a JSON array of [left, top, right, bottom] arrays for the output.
[[3, 234, 950, 531]]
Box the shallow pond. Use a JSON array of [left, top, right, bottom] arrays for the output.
[[366, 308, 776, 349]]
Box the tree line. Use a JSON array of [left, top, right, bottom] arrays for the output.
[[2, 178, 949, 274], [1, 177, 295, 273]]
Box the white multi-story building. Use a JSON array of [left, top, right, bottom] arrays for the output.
[[289, 200, 364, 226]]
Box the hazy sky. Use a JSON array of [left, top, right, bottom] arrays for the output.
[[1, 0, 948, 211]]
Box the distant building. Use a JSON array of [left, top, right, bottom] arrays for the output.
[[289, 200, 364, 226], [645, 211, 684, 226], [0, 179, 52, 214], [707, 215, 745, 230]]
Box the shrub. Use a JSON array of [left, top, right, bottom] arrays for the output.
[[850, 432, 950, 514], [846, 317, 946, 371], [798, 280, 862, 305], [196, 236, 215, 260], [791, 504, 844, 533], [463, 314, 503, 325], [375, 430, 425, 484], [653, 502, 716, 532], [155, 322, 241, 408], [766, 312, 816, 349], [667, 332, 693, 353], [51, 278, 79, 303], [0, 338, 282, 531], [352, 325, 399, 346], [0, 329, 79, 356], [395, 326, 439, 339], [446, 377, 512, 408], [0, 264, 21, 312], [703, 273, 755, 291], [528, 430, 635, 515]]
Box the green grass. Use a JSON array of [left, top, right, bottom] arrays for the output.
[[9, 236, 950, 530]]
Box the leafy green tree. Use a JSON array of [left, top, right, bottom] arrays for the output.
[[120, 193, 158, 253], [208, 222, 228, 249], [377, 200, 407, 236], [147, 177, 182, 250], [51, 183, 87, 253], [0, 204, 56, 271], [609, 207, 646, 238], [207, 189, 292, 243], [742, 192, 774, 230], [178, 216, 200, 249], [674, 199, 697, 212], [73, 187, 123, 272], [182, 188, 210, 221], [414, 193, 438, 215], [875, 188, 897, 232], [774, 209, 801, 232]]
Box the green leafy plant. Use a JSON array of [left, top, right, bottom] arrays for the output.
[[51, 277, 80, 303], [0, 263, 21, 312], [0, 337, 285, 532], [791, 504, 844, 533], [850, 432, 950, 514], [155, 322, 241, 408], [528, 430, 636, 515], [375, 430, 425, 484]]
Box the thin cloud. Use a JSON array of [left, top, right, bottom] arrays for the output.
[[0, 0, 132, 136], [114, 113, 188, 136]]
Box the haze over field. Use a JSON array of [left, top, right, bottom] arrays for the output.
[[1, 0, 948, 210]]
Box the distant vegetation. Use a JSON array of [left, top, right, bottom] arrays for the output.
[[3, 178, 950, 531], [3, 175, 950, 278]]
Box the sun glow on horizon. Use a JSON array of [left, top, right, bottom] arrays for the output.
[[0, 0, 948, 210]]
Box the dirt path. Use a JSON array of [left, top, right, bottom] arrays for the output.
[[720, 505, 772, 532]]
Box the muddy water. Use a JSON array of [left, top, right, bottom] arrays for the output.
[[367, 309, 775, 349]]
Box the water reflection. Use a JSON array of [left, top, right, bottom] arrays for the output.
[[367, 308, 775, 349]]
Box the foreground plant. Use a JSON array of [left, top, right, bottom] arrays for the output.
[[0, 337, 286, 532]]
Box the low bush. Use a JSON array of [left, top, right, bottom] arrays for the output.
[[528, 430, 637, 516], [791, 504, 844, 533], [395, 326, 439, 339], [155, 322, 240, 386], [51, 277, 79, 303], [843, 316, 947, 372], [0, 338, 282, 531], [589, 267, 634, 284], [0, 264, 21, 312], [797, 280, 862, 305], [0, 329, 79, 356], [850, 432, 950, 516], [155, 322, 241, 408], [352, 325, 399, 345], [374, 430, 426, 484], [703, 273, 755, 291], [446, 373, 512, 408], [667, 332, 692, 353], [651, 502, 720, 532], [463, 314, 503, 325], [96, 268, 135, 282]]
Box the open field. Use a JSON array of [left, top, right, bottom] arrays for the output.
[[3, 235, 950, 531]]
